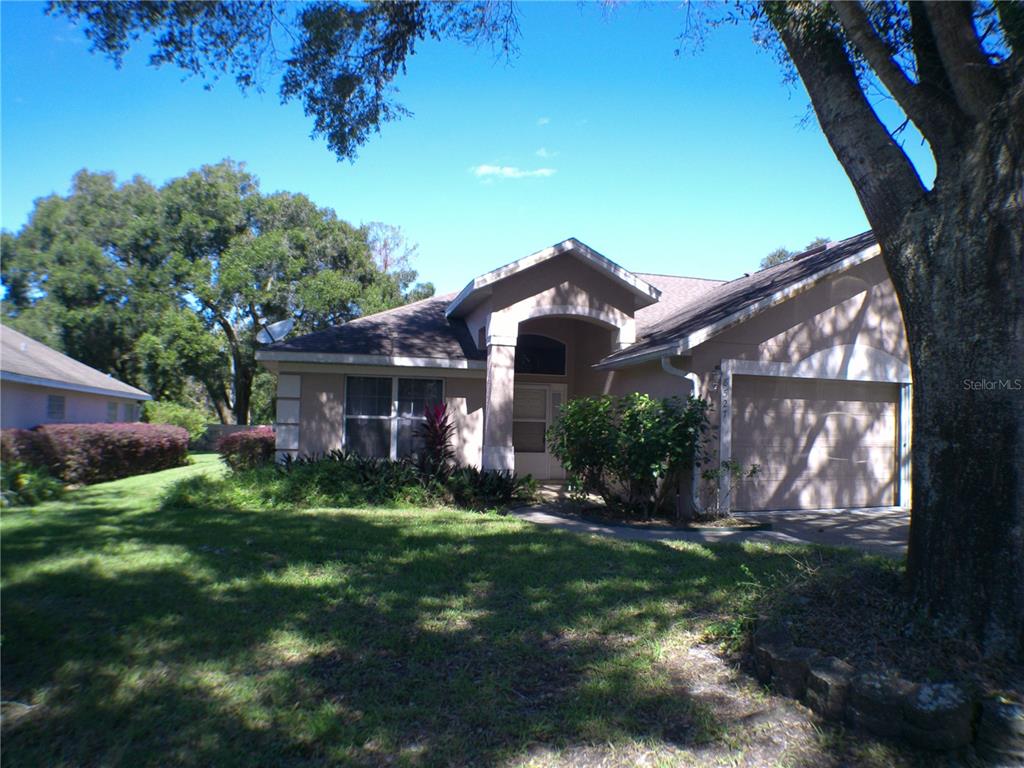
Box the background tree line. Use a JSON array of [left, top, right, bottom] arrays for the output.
[[0, 159, 432, 424]]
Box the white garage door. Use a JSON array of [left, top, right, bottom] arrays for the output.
[[731, 376, 899, 511]]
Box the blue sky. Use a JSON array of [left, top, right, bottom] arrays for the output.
[[1, 2, 934, 293]]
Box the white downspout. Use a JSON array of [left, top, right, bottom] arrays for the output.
[[660, 357, 704, 515]]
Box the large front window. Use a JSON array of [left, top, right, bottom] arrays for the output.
[[344, 376, 443, 459]]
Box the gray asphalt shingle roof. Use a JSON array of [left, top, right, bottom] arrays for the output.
[[260, 231, 879, 369], [599, 231, 878, 367], [1, 325, 151, 399], [262, 293, 483, 361]]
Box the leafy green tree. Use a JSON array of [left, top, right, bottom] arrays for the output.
[[46, 0, 1024, 652], [759, 236, 830, 269], [2, 160, 431, 424]]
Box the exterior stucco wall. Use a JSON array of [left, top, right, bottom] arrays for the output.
[[488, 253, 638, 317], [446, 377, 484, 467], [0, 381, 142, 429]]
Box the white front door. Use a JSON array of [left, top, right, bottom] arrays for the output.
[[512, 383, 566, 480]]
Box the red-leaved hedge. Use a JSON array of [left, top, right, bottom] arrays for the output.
[[1, 423, 189, 485], [216, 427, 276, 471]]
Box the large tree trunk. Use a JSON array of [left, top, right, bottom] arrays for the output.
[[773, 3, 1023, 657], [888, 98, 1024, 657], [232, 362, 254, 426]]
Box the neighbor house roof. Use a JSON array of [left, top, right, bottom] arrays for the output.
[[256, 232, 880, 371], [595, 231, 880, 369], [0, 325, 152, 400], [257, 293, 486, 368]]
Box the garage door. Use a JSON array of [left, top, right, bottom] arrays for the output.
[[731, 376, 899, 511]]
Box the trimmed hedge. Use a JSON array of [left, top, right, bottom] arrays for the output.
[[217, 427, 275, 471], [1, 423, 189, 485]]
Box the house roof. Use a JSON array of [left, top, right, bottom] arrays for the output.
[[0, 325, 152, 400], [596, 231, 880, 369], [256, 231, 880, 370], [634, 273, 728, 335], [257, 293, 485, 367], [445, 237, 662, 318]]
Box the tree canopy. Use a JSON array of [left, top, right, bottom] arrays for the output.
[[1, 160, 433, 424], [759, 236, 830, 269]]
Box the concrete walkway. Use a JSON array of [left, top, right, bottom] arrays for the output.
[[510, 505, 909, 558]]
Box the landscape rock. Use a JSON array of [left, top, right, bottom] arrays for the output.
[[976, 697, 1024, 765], [899, 682, 974, 750], [847, 672, 915, 738], [752, 641, 789, 685], [805, 656, 854, 720], [769, 646, 819, 699]]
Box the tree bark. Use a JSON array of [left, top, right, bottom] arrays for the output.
[[892, 87, 1024, 657]]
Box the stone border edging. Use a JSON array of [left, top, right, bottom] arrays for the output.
[[750, 619, 1024, 761]]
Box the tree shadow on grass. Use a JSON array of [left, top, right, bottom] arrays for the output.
[[1, 475, 882, 767]]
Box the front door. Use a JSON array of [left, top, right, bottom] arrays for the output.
[[512, 383, 566, 480]]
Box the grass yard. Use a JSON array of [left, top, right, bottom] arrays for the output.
[[2, 455, 932, 767]]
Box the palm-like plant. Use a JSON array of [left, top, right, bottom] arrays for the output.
[[416, 403, 456, 481]]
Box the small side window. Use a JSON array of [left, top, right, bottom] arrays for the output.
[[47, 395, 66, 421], [107, 402, 118, 422]]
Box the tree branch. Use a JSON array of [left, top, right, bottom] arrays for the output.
[[771, 4, 926, 243], [923, 1, 1005, 121], [832, 1, 958, 148]]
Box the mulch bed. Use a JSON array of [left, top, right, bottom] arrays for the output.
[[753, 551, 1023, 699]]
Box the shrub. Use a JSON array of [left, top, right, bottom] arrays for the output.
[[1, 423, 189, 485], [216, 427, 276, 471], [266, 451, 534, 510], [416, 403, 456, 481], [446, 466, 536, 510], [143, 401, 211, 443], [0, 460, 63, 507], [548, 393, 710, 518]]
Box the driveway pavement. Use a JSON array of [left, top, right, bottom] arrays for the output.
[[509, 506, 909, 558]]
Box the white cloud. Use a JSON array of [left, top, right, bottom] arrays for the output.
[[471, 165, 557, 180], [536, 116, 551, 126], [535, 147, 557, 159]]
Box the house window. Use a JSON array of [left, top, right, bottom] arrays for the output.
[[46, 395, 66, 421], [344, 376, 443, 460], [121, 403, 138, 422], [515, 334, 566, 375], [107, 402, 118, 422]]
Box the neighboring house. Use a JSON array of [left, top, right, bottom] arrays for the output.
[[256, 231, 911, 514], [0, 325, 151, 429]]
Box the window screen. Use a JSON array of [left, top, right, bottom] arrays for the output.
[[515, 334, 566, 375], [47, 395, 66, 421], [344, 376, 444, 460], [345, 377, 392, 416], [344, 377, 392, 459], [107, 402, 118, 422], [397, 378, 443, 458], [513, 387, 548, 454]]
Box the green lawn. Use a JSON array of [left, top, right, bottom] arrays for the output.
[[1, 455, 911, 767]]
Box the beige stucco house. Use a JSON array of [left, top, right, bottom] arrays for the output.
[[256, 231, 911, 514], [1, 325, 151, 429]]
